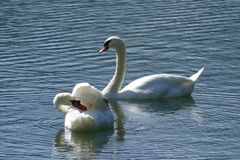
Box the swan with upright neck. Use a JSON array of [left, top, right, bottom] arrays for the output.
[[99, 36, 204, 99], [53, 83, 114, 131]]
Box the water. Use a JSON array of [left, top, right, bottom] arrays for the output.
[[1, 0, 240, 159]]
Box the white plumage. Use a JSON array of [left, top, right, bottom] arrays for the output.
[[99, 36, 204, 99], [53, 83, 114, 131]]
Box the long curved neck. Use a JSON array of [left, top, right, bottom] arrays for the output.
[[103, 43, 126, 98], [53, 94, 72, 114]]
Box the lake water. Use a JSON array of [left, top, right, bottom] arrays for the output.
[[1, 0, 240, 159]]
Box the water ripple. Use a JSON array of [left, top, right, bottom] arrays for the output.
[[1, 0, 240, 159]]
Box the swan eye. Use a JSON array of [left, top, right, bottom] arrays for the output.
[[103, 98, 109, 104]]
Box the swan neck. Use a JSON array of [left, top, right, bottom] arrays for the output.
[[103, 44, 126, 97], [53, 95, 71, 114]]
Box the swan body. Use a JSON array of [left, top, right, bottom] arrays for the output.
[[99, 36, 204, 99], [118, 70, 203, 99], [53, 83, 114, 131]]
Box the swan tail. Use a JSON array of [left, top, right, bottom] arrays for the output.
[[189, 67, 204, 82]]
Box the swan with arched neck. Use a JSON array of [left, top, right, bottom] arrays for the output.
[[99, 36, 204, 99], [53, 83, 114, 131]]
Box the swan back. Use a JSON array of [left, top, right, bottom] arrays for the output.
[[72, 83, 103, 98], [118, 68, 204, 99]]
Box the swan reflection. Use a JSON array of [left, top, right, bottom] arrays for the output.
[[122, 97, 196, 113], [53, 129, 114, 159], [53, 96, 203, 159], [109, 100, 126, 141], [111, 96, 203, 126]]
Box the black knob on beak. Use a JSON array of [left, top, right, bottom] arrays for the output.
[[70, 100, 81, 106]]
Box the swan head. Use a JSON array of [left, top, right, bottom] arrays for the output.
[[99, 36, 125, 53], [69, 99, 87, 111]]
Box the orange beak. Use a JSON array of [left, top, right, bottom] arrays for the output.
[[70, 100, 87, 112], [98, 46, 109, 53]]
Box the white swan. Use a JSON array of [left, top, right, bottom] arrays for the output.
[[53, 83, 114, 131], [99, 36, 204, 99]]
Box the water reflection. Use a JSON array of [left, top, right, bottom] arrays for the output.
[[109, 100, 126, 142], [124, 96, 196, 114], [52, 101, 126, 159], [54, 129, 113, 159], [123, 97, 203, 125], [53, 96, 203, 159], [110, 96, 203, 128]]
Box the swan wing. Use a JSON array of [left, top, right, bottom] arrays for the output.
[[71, 82, 110, 110], [119, 74, 194, 99], [65, 110, 95, 130], [71, 83, 103, 106], [72, 83, 103, 98], [65, 109, 114, 131]]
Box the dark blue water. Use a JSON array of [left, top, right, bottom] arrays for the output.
[[1, 0, 240, 159]]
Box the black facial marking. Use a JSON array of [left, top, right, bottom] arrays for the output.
[[70, 100, 81, 106], [104, 40, 111, 47], [103, 98, 109, 104]]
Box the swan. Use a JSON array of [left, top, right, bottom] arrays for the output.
[[99, 36, 204, 99], [53, 83, 114, 131]]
